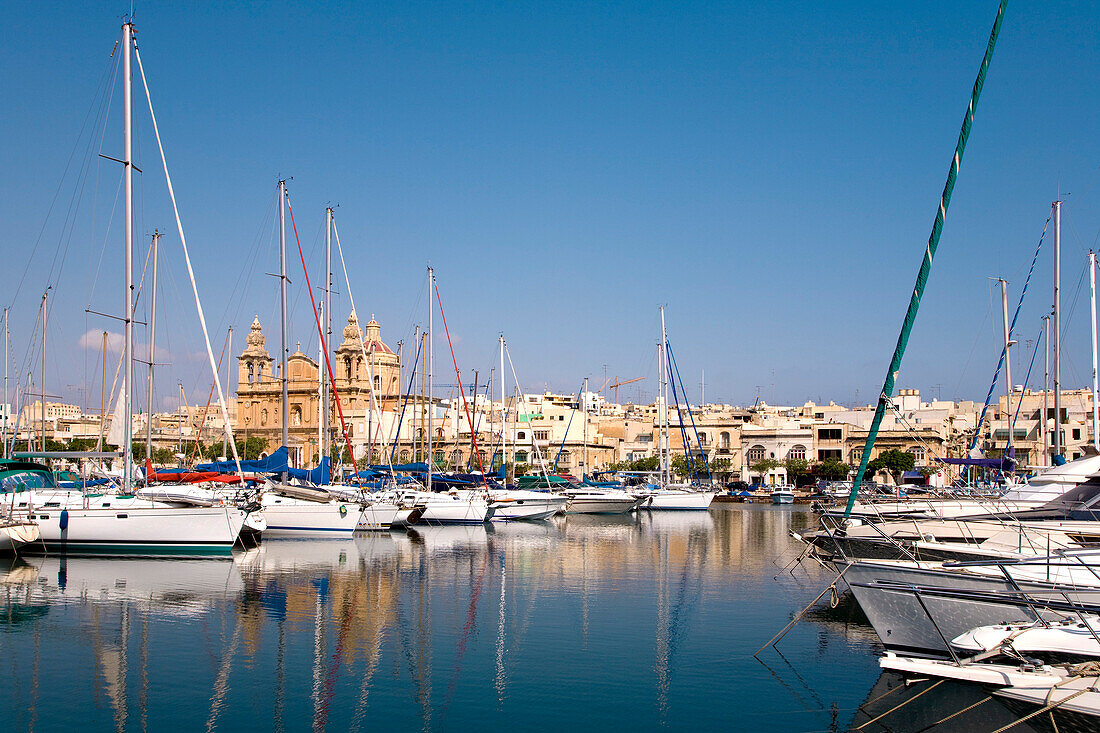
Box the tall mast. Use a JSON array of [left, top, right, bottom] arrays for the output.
[[500, 334, 506, 480], [224, 325, 232, 460], [122, 20, 134, 491], [2, 307, 7, 456], [40, 290, 48, 453], [427, 266, 434, 489], [317, 300, 324, 462], [323, 207, 333, 462], [278, 180, 289, 463], [999, 278, 1013, 457], [1091, 251, 1099, 451], [145, 230, 159, 460], [1054, 200, 1062, 458], [659, 306, 669, 485], [582, 376, 588, 480], [1042, 314, 1050, 465]]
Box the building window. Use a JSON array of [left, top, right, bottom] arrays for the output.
[[374, 375, 381, 393], [248, 363, 255, 384], [434, 450, 444, 464], [698, 432, 708, 445], [818, 449, 842, 461], [344, 357, 352, 381], [559, 450, 571, 465], [788, 445, 806, 461], [399, 450, 410, 462], [451, 449, 463, 465], [515, 451, 528, 463], [747, 445, 765, 464], [851, 448, 863, 464], [720, 432, 730, 449], [517, 431, 526, 440], [817, 428, 842, 441], [534, 430, 549, 440], [1073, 428, 1082, 441], [909, 446, 925, 464]]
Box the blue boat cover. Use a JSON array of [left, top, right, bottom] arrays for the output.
[[196, 446, 289, 474]]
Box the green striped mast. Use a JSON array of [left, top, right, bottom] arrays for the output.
[[844, 1, 1009, 518]]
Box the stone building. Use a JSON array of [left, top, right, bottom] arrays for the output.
[[235, 311, 402, 465]]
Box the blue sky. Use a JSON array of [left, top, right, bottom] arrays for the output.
[[1, 0, 1098, 414]]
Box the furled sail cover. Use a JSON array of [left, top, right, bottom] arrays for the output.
[[196, 445, 289, 474]]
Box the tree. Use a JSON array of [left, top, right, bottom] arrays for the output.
[[710, 457, 732, 478], [607, 456, 660, 473], [812, 459, 850, 481], [866, 449, 915, 484], [783, 457, 812, 486], [750, 458, 781, 475]]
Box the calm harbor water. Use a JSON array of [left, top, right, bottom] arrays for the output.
[[0, 506, 1043, 732]]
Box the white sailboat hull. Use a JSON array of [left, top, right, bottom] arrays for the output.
[[260, 496, 363, 537], [566, 493, 642, 515], [638, 490, 716, 510], [0, 521, 40, 554], [21, 506, 244, 555]]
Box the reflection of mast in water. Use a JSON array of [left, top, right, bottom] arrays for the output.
[[654, 529, 670, 722], [140, 613, 149, 733], [652, 518, 710, 723], [494, 552, 507, 706], [274, 612, 287, 733], [581, 539, 589, 648], [311, 585, 327, 730], [91, 601, 130, 733], [396, 535, 434, 730], [204, 608, 243, 732]]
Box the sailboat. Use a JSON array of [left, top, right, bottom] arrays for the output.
[[629, 307, 715, 510], [9, 20, 248, 554]]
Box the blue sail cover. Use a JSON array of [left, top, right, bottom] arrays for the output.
[[935, 449, 1015, 472], [196, 446, 289, 474], [288, 457, 330, 485]]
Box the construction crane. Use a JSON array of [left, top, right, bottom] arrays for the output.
[[599, 376, 643, 405]]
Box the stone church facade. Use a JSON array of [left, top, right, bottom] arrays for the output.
[[235, 311, 402, 465]]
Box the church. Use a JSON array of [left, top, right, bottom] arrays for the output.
[[235, 311, 402, 465]]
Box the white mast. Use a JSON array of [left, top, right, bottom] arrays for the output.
[[323, 207, 333, 462], [655, 303, 664, 482], [224, 325, 231, 460], [1054, 200, 1062, 458], [999, 279, 1013, 457], [427, 266, 434, 489], [1042, 314, 1050, 465], [122, 20, 134, 491], [40, 290, 48, 454], [500, 334, 506, 480], [582, 376, 588, 480], [317, 299, 324, 462], [2, 307, 7, 457], [278, 180, 289, 468], [1091, 251, 1099, 451], [145, 230, 159, 460]]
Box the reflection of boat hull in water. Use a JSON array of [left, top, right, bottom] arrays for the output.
[[260, 494, 363, 537], [23, 506, 245, 555], [12, 554, 243, 615]]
